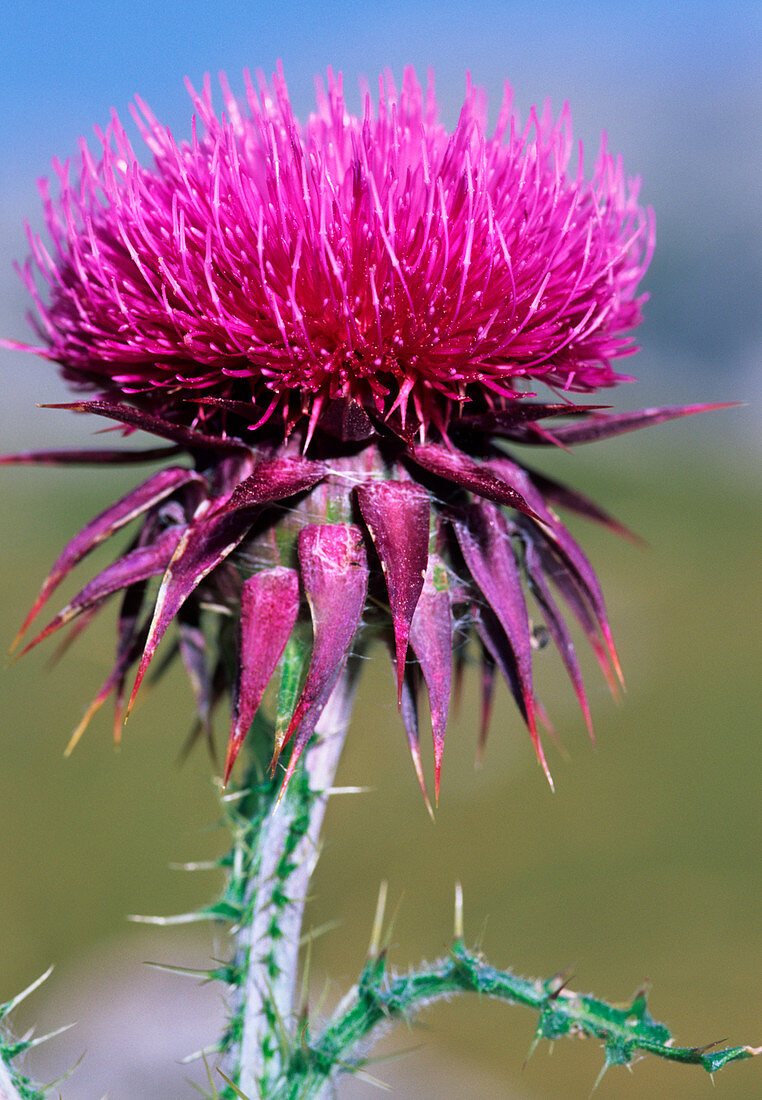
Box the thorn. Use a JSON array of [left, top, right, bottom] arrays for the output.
[[303, 836, 325, 883], [310, 974, 334, 1026], [547, 966, 575, 999], [220, 786, 251, 804], [197, 1050, 217, 1092], [628, 979, 650, 1018], [368, 881, 388, 960], [179, 1043, 223, 1066], [40, 1048, 88, 1093], [298, 919, 341, 947], [602, 626, 625, 692], [540, 755, 556, 793], [0, 965, 55, 1019], [143, 960, 218, 982], [347, 1067, 393, 1090], [691, 1037, 729, 1055], [7, 623, 27, 657], [24, 1021, 77, 1050], [453, 881, 464, 941], [326, 785, 373, 795], [63, 699, 102, 756], [522, 1031, 541, 1071], [355, 1039, 428, 1072], [590, 1059, 608, 1095], [384, 891, 406, 957], [168, 860, 220, 872], [215, 1067, 252, 1098], [128, 911, 212, 926], [529, 702, 555, 792]]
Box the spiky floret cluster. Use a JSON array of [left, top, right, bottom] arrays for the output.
[[14, 65, 652, 437], [2, 67, 717, 800]]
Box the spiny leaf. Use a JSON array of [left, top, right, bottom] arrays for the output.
[[285, 941, 758, 1093]]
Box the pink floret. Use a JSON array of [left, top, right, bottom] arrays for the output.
[[21, 65, 653, 433]]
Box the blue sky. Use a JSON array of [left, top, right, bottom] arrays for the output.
[[3, 0, 759, 163], [2, 0, 760, 446]]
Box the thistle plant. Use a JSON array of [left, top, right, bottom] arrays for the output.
[[1, 66, 756, 1097]]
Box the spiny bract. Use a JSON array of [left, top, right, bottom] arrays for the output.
[[1, 65, 718, 801]]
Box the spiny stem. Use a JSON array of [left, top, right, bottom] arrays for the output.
[[260, 938, 758, 1098], [221, 662, 360, 1097], [0, 969, 57, 1100], [0, 1059, 28, 1100]]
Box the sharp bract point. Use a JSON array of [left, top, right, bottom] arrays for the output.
[[356, 479, 430, 703], [408, 443, 543, 523], [43, 401, 252, 453], [275, 523, 369, 794], [21, 527, 184, 655], [126, 455, 325, 716], [224, 567, 300, 783], [457, 505, 551, 785], [524, 540, 594, 740], [527, 402, 741, 446], [4, 64, 720, 797], [12, 466, 197, 647], [408, 554, 454, 802], [396, 658, 434, 815]]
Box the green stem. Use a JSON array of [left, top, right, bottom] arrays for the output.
[[0, 968, 58, 1100], [221, 661, 360, 1097], [263, 939, 758, 1098], [0, 1059, 27, 1100]]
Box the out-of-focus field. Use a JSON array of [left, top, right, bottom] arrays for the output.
[[0, 428, 760, 1098]]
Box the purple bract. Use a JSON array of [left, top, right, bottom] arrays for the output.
[[1, 66, 725, 800]]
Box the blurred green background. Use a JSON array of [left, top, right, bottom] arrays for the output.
[[1, 3, 761, 1095], [1, 423, 759, 1098]]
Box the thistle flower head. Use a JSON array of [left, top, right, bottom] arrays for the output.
[[3, 66, 713, 802], [18, 65, 652, 439]]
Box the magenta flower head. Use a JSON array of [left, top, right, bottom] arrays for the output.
[[2, 65, 714, 801]]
